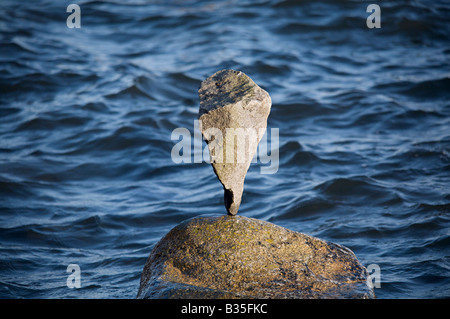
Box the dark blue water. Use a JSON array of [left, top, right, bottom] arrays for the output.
[[1, 0, 449, 299]]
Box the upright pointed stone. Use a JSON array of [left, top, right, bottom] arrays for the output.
[[198, 70, 272, 215]]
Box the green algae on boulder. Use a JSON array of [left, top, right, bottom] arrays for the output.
[[136, 215, 375, 299], [198, 70, 272, 216]]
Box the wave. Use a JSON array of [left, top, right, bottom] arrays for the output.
[[373, 77, 450, 101]]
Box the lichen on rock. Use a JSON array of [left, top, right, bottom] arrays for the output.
[[137, 215, 375, 299]]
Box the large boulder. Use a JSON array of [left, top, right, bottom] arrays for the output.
[[137, 215, 374, 299]]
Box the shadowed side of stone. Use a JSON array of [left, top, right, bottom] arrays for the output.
[[137, 216, 375, 299]]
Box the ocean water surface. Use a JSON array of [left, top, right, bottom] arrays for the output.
[[0, 0, 449, 298]]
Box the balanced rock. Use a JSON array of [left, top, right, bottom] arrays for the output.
[[198, 70, 272, 215], [136, 215, 375, 299]]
